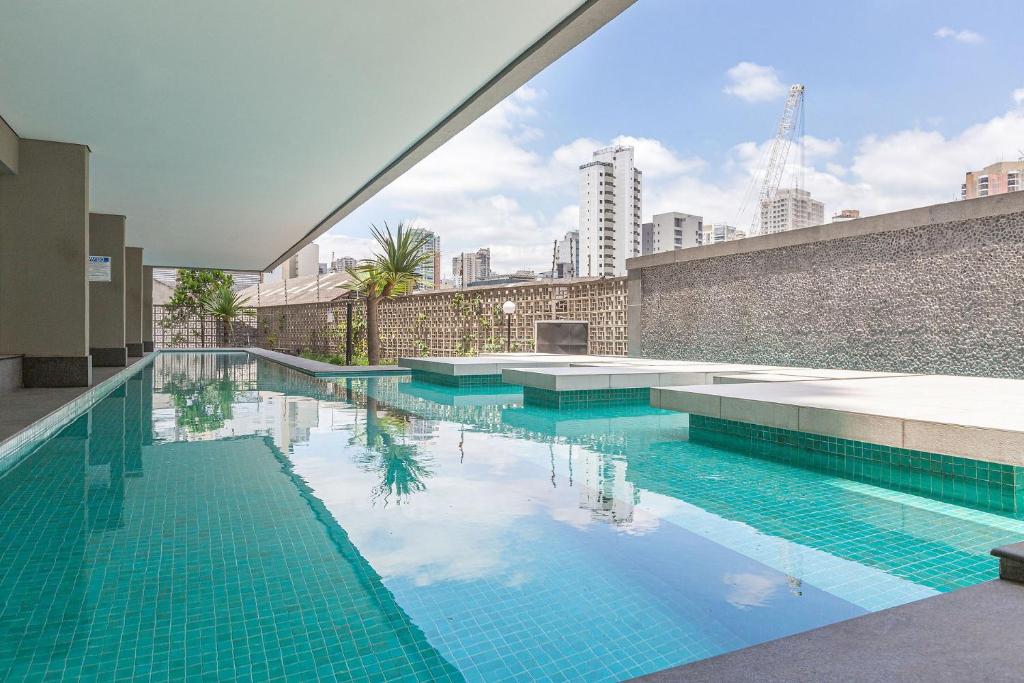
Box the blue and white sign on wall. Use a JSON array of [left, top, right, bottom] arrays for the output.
[[88, 255, 112, 282]]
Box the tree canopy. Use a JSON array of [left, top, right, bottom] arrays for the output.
[[168, 269, 235, 315]]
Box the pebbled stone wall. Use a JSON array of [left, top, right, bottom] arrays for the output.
[[635, 202, 1024, 378]]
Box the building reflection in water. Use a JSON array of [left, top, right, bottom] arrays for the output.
[[578, 451, 639, 526]]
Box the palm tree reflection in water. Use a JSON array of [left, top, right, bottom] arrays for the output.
[[349, 379, 434, 507], [163, 355, 242, 434]]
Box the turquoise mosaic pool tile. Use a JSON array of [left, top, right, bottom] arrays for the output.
[[5, 352, 1024, 682], [628, 439, 1024, 594], [410, 370, 508, 388], [522, 386, 650, 409], [0, 359, 461, 683], [689, 415, 1024, 512]]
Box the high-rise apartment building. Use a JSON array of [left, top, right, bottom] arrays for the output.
[[283, 243, 320, 280], [554, 230, 579, 278], [408, 228, 441, 290], [579, 146, 642, 277], [452, 248, 491, 287], [961, 160, 1024, 199], [641, 212, 703, 255], [702, 223, 746, 244], [330, 256, 358, 273], [760, 188, 824, 234]]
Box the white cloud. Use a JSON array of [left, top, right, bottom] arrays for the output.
[[645, 104, 1024, 229], [723, 572, 783, 609], [723, 62, 787, 103], [934, 27, 984, 44], [324, 87, 702, 276], [612, 135, 705, 176], [320, 84, 1024, 274]]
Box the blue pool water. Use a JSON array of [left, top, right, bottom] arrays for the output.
[[1, 351, 1022, 682]]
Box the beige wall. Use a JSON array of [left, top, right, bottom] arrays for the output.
[[0, 139, 90, 357], [125, 247, 143, 346], [88, 213, 126, 349]]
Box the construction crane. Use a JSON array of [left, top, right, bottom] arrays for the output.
[[738, 84, 806, 236]]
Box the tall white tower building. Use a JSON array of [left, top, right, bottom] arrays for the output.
[[579, 146, 642, 277], [759, 188, 824, 234]]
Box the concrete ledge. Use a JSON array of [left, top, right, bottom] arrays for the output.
[[400, 354, 582, 377], [245, 347, 409, 377], [633, 579, 1024, 683], [91, 346, 128, 367], [506, 363, 769, 393], [992, 542, 1024, 582], [22, 356, 91, 388]]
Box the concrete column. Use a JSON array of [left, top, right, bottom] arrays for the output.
[[142, 266, 154, 352], [0, 138, 91, 387], [89, 214, 127, 366], [125, 247, 143, 357]]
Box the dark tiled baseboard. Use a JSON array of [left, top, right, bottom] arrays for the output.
[[143, 341, 154, 352], [523, 386, 650, 409], [22, 356, 92, 388], [411, 370, 507, 387], [126, 342, 144, 357], [690, 415, 1024, 512], [91, 346, 128, 367]]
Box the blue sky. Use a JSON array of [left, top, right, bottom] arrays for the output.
[[317, 0, 1024, 276]]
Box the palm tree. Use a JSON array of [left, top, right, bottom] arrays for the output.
[[202, 283, 254, 346], [344, 222, 432, 365]]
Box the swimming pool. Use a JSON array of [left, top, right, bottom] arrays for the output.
[[1, 351, 1020, 682]]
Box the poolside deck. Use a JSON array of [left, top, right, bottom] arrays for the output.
[[399, 353, 594, 377], [635, 577, 1024, 683], [653, 375, 1024, 466], [244, 348, 408, 377], [0, 355, 149, 444], [503, 363, 776, 391]]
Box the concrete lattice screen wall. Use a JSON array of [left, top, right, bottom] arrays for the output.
[[155, 277, 627, 361], [152, 307, 257, 349], [632, 195, 1024, 378]]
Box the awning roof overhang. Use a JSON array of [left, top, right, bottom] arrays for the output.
[[0, 0, 633, 271]]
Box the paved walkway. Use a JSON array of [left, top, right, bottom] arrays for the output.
[[633, 579, 1024, 683], [244, 347, 409, 377], [0, 356, 146, 443]]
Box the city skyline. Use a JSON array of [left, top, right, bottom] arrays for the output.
[[315, 0, 1024, 276]]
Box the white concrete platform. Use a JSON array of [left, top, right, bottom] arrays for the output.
[[712, 369, 913, 384], [400, 353, 592, 377], [653, 375, 1024, 466], [504, 363, 774, 392]]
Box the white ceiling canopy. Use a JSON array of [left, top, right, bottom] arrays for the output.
[[0, 0, 632, 270]]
